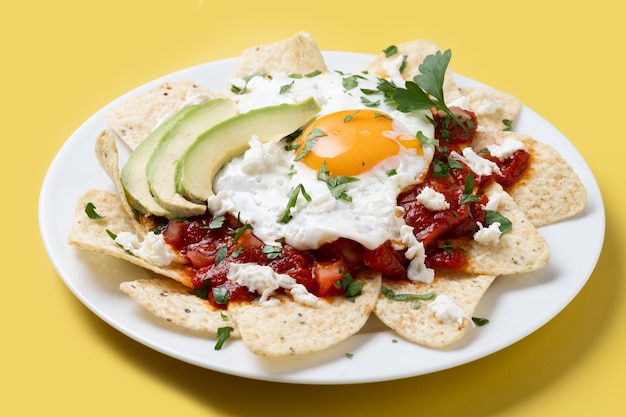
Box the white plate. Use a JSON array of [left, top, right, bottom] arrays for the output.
[[39, 51, 605, 384]]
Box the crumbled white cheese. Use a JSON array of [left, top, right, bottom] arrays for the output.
[[399, 225, 434, 283], [114, 231, 175, 267], [416, 186, 450, 211], [473, 222, 502, 246], [227, 263, 319, 305], [451, 147, 502, 177], [472, 89, 502, 115], [486, 137, 527, 162], [427, 294, 470, 324], [484, 191, 505, 211]]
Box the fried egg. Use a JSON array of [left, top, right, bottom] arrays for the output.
[[207, 70, 434, 252]]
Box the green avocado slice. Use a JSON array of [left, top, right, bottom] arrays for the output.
[[175, 97, 321, 203], [146, 98, 237, 219], [120, 105, 198, 217]]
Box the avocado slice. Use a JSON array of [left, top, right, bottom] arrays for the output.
[[175, 97, 321, 203], [146, 98, 237, 219], [120, 105, 199, 217]]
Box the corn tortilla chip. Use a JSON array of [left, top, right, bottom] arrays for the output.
[[229, 31, 328, 80], [452, 182, 550, 276], [120, 278, 239, 337], [227, 270, 382, 356], [374, 273, 496, 348], [68, 189, 193, 286], [107, 81, 214, 151]]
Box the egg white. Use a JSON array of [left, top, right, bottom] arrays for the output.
[[207, 70, 435, 252]]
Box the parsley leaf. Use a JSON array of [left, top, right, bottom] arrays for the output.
[[277, 183, 311, 223], [485, 210, 512, 234], [232, 219, 253, 243], [207, 215, 225, 229], [318, 162, 359, 202], [262, 245, 283, 259], [215, 326, 233, 350], [212, 287, 230, 305], [472, 317, 490, 326], [381, 286, 435, 309], [460, 174, 479, 204], [214, 246, 228, 266], [389, 49, 470, 136], [336, 273, 363, 302], [383, 45, 398, 57], [85, 202, 104, 219]]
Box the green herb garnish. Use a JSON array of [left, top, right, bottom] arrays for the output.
[[85, 202, 104, 219], [317, 162, 359, 202], [485, 210, 512, 234], [277, 183, 312, 223], [215, 326, 233, 350]]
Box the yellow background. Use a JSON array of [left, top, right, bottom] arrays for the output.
[[2, 0, 623, 415]]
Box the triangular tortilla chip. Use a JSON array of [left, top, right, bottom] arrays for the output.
[[68, 189, 193, 286], [375, 272, 496, 348], [452, 182, 550, 275], [107, 80, 214, 151], [120, 278, 239, 336], [227, 270, 381, 356], [229, 31, 328, 80]]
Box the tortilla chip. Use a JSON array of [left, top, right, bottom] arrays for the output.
[[227, 270, 381, 356], [472, 130, 587, 226], [94, 129, 150, 235], [450, 182, 550, 275], [374, 272, 495, 347], [457, 87, 521, 131], [229, 31, 328, 80], [366, 39, 462, 103], [120, 278, 239, 336], [507, 135, 587, 226], [107, 81, 214, 151], [68, 189, 193, 286]]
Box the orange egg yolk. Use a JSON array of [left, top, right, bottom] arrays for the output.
[[295, 110, 420, 177]]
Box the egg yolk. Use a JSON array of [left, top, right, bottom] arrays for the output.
[[295, 109, 419, 177]]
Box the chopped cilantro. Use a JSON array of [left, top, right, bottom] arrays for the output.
[[502, 119, 513, 131], [318, 162, 359, 202], [381, 286, 435, 309], [212, 287, 230, 305], [280, 81, 294, 94], [232, 218, 253, 243], [472, 317, 490, 326], [383, 45, 398, 57], [262, 245, 283, 259], [485, 210, 512, 234], [460, 174, 479, 204], [277, 183, 311, 223], [214, 246, 228, 266], [85, 202, 104, 219], [207, 215, 225, 229], [336, 273, 363, 302], [215, 326, 233, 350]]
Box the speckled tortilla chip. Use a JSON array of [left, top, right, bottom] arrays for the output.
[[94, 129, 149, 235], [507, 135, 587, 226], [107, 81, 214, 151], [229, 31, 328, 80], [366, 39, 462, 103], [68, 189, 193, 286], [227, 270, 381, 356], [120, 278, 239, 337], [457, 87, 521, 131], [452, 182, 550, 276], [472, 130, 587, 226], [374, 272, 496, 348]]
